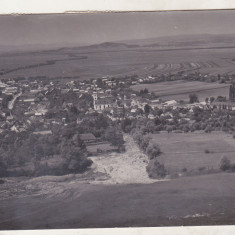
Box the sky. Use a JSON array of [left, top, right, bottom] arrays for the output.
[[0, 10, 234, 46]]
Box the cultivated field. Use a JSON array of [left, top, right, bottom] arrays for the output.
[[131, 80, 230, 101], [150, 131, 235, 174], [1, 45, 235, 80]]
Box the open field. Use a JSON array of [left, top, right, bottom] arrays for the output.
[[1, 45, 235, 80], [150, 131, 235, 174], [131, 80, 230, 101], [0, 173, 234, 229]]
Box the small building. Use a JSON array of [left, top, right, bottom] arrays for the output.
[[94, 97, 116, 111], [80, 133, 97, 144], [112, 107, 125, 118], [212, 101, 235, 111], [33, 130, 52, 135]]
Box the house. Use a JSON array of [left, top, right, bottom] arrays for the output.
[[22, 98, 35, 104], [80, 133, 97, 144], [4, 86, 18, 95], [33, 130, 52, 135], [212, 101, 235, 111], [94, 97, 116, 111], [162, 100, 177, 107], [148, 114, 155, 119], [121, 99, 132, 108], [112, 107, 125, 118]]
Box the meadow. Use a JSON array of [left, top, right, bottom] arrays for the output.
[[150, 131, 235, 174], [131, 80, 230, 101], [0, 173, 234, 229]]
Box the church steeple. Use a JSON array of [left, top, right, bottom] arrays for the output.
[[229, 84, 235, 100]]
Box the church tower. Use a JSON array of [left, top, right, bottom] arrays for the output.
[[229, 84, 235, 100]]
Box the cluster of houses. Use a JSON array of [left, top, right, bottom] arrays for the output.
[[0, 74, 235, 134]]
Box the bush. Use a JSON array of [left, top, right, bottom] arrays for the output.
[[189, 93, 199, 104], [198, 167, 206, 172], [146, 143, 161, 159], [219, 156, 231, 171], [182, 168, 187, 172], [139, 136, 151, 151], [0, 162, 7, 177], [230, 164, 235, 172], [146, 159, 167, 179]]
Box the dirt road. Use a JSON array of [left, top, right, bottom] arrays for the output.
[[8, 91, 22, 110], [90, 134, 163, 184]]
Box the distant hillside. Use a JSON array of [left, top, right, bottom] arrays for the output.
[[120, 34, 235, 48], [1, 33, 235, 55], [119, 33, 235, 44], [81, 42, 140, 50]]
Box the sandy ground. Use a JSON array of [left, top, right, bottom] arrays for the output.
[[90, 134, 161, 184]]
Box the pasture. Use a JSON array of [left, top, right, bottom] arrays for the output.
[[131, 80, 230, 101], [150, 131, 235, 174], [1, 45, 235, 80], [0, 173, 234, 229]]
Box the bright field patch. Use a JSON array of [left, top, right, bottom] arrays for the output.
[[150, 131, 235, 174], [131, 80, 230, 101]]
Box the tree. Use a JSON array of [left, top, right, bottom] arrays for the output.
[[146, 159, 167, 178], [210, 97, 215, 103], [121, 118, 132, 133], [146, 143, 161, 159], [189, 93, 199, 104], [139, 135, 151, 151], [34, 145, 44, 160], [205, 125, 212, 133], [0, 161, 7, 177], [144, 88, 149, 94], [219, 156, 231, 171], [144, 104, 151, 115], [146, 120, 155, 133], [105, 127, 124, 147]]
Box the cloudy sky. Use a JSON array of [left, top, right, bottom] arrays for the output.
[[0, 10, 234, 46]]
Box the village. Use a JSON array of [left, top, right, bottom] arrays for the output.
[[0, 71, 234, 135], [0, 70, 235, 178]]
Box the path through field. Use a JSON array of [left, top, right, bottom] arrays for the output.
[[90, 135, 161, 184]]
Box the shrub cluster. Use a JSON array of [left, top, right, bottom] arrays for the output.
[[132, 129, 166, 179], [219, 156, 235, 172]]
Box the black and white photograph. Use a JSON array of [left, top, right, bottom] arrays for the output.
[[0, 10, 235, 230]]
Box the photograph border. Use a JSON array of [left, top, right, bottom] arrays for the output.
[[0, 1, 235, 234]]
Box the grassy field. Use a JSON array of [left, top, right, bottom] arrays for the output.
[[0, 173, 234, 229], [1, 45, 235, 80], [131, 80, 230, 101], [150, 131, 235, 174]]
